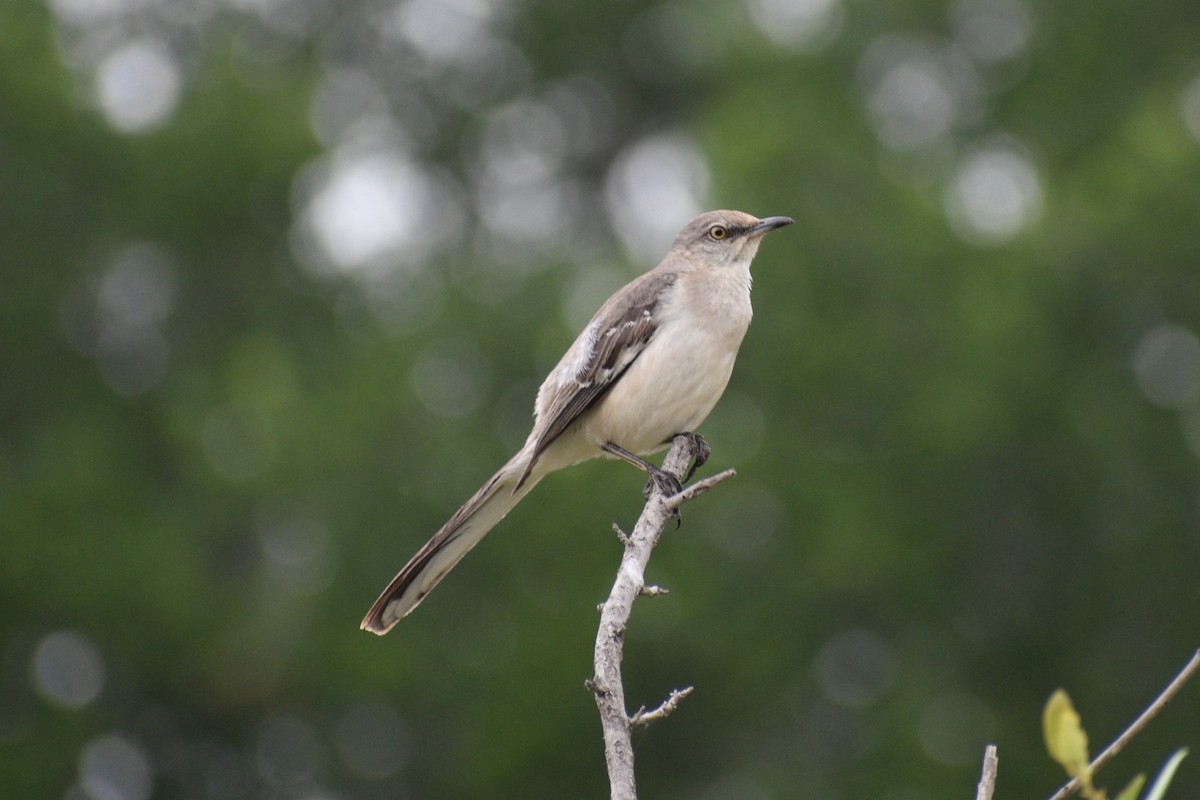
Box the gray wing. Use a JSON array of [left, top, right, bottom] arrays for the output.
[[515, 269, 677, 488]]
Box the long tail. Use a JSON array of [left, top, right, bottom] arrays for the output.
[[361, 448, 542, 635]]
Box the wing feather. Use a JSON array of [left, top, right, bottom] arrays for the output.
[[514, 270, 677, 488]]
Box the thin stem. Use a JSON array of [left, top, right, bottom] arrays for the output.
[[1046, 649, 1200, 800]]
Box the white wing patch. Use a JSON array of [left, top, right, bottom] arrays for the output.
[[559, 320, 599, 389]]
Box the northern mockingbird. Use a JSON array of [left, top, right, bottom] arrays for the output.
[[362, 209, 793, 634]]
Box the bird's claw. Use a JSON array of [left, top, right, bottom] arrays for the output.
[[642, 467, 683, 500], [677, 432, 711, 482]]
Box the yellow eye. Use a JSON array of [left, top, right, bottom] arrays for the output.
[[708, 225, 728, 240]]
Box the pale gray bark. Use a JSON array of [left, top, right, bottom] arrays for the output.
[[975, 744, 998, 800], [588, 435, 736, 800]]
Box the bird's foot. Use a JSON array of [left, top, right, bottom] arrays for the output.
[[641, 468, 684, 527], [674, 432, 711, 483], [641, 466, 684, 501], [602, 440, 685, 526]]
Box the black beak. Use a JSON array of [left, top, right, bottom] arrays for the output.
[[748, 216, 795, 236]]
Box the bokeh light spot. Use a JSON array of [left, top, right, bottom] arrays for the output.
[[99, 243, 178, 328], [307, 155, 424, 270], [61, 241, 178, 397], [308, 69, 388, 147], [859, 36, 980, 151], [1132, 324, 1200, 408], [604, 133, 710, 264], [1180, 72, 1200, 145], [31, 630, 106, 710], [950, 0, 1032, 63], [390, 0, 505, 64], [48, 0, 125, 25], [94, 39, 182, 133], [745, 0, 843, 51], [481, 99, 567, 184], [475, 98, 579, 248], [79, 734, 153, 800], [293, 149, 464, 278], [944, 143, 1041, 243]]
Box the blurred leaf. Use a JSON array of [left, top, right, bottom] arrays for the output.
[[1115, 774, 1146, 800], [1143, 749, 1188, 800], [1044, 689, 1094, 792]]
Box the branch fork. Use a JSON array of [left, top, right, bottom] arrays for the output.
[[589, 435, 734, 800]]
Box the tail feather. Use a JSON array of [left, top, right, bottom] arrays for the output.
[[361, 451, 542, 635]]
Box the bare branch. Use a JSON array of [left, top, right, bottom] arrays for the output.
[[639, 585, 669, 597], [590, 435, 732, 800], [665, 468, 737, 509], [1046, 648, 1200, 800], [631, 686, 694, 730], [975, 744, 998, 800]]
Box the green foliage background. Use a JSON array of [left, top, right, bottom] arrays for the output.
[[3, 0, 1199, 797]]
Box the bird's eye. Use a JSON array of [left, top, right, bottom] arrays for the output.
[[708, 225, 728, 240]]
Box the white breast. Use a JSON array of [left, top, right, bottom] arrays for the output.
[[581, 266, 752, 454]]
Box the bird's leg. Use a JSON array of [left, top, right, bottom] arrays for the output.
[[601, 442, 684, 500], [673, 432, 711, 483]]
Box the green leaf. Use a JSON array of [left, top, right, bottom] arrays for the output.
[[1044, 689, 1093, 785], [1142, 749, 1188, 800], [1114, 774, 1146, 800]]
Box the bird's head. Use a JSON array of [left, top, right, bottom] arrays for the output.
[[671, 210, 794, 269]]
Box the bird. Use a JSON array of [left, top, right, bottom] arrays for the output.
[[361, 209, 793, 634]]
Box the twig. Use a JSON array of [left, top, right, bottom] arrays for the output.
[[665, 468, 737, 509], [588, 435, 729, 800], [1046, 648, 1200, 800], [631, 686, 694, 730], [976, 744, 998, 800]]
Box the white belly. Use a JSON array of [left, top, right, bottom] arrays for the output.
[[581, 320, 744, 455]]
